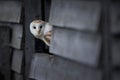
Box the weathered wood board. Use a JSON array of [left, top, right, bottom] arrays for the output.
[[49, 0, 101, 32], [29, 53, 102, 80], [11, 24, 23, 49], [110, 3, 120, 34], [0, 1, 22, 23], [11, 49, 23, 73], [50, 27, 101, 67], [0, 27, 11, 80]]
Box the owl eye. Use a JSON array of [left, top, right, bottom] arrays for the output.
[[40, 25, 42, 29], [33, 26, 36, 29]]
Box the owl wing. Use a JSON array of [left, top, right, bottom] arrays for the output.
[[43, 23, 53, 35], [42, 23, 53, 46]]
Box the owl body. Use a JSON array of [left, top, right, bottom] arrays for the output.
[[30, 20, 53, 46]]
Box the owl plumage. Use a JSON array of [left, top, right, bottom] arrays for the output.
[[30, 20, 53, 46]]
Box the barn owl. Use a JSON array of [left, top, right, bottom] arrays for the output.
[[30, 20, 53, 46]]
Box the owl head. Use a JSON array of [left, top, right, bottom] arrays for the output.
[[30, 20, 45, 39]]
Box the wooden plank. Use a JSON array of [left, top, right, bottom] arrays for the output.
[[24, 0, 42, 79], [111, 38, 120, 67], [112, 71, 120, 80], [0, 27, 11, 80], [49, 0, 101, 32], [0, 1, 22, 23], [0, 23, 23, 49], [13, 72, 23, 80], [44, 0, 51, 21], [110, 3, 120, 34], [11, 49, 23, 73], [11, 24, 23, 49], [101, 0, 112, 80], [50, 27, 101, 67], [29, 53, 102, 80]]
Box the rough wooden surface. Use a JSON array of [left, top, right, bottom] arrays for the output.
[[50, 27, 101, 67], [13, 72, 23, 80], [11, 49, 23, 73], [0, 1, 22, 23], [49, 0, 101, 32], [110, 3, 120, 34], [24, 0, 42, 79], [111, 38, 120, 67], [11, 24, 23, 49], [29, 53, 102, 80], [0, 27, 11, 80], [112, 71, 120, 80]]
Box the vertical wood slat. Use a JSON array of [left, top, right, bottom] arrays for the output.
[[44, 0, 51, 21], [24, 0, 42, 79], [102, 0, 112, 80], [0, 27, 11, 80], [24, 0, 35, 78], [11, 49, 23, 74]]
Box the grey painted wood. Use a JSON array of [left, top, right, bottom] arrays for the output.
[[24, 0, 42, 79], [102, 0, 112, 80], [113, 71, 120, 80], [11, 49, 23, 73], [13, 72, 23, 80], [0, 27, 11, 80], [29, 53, 102, 80], [11, 24, 23, 49], [0, 23, 23, 49], [111, 38, 120, 67], [0, 23, 13, 28], [44, 0, 51, 21], [0, 1, 22, 23], [49, 0, 101, 32], [50, 27, 101, 67], [110, 3, 120, 34]]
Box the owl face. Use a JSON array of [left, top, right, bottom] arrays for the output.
[[30, 20, 45, 38]]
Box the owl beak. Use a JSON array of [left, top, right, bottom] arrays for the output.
[[37, 30, 41, 34]]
